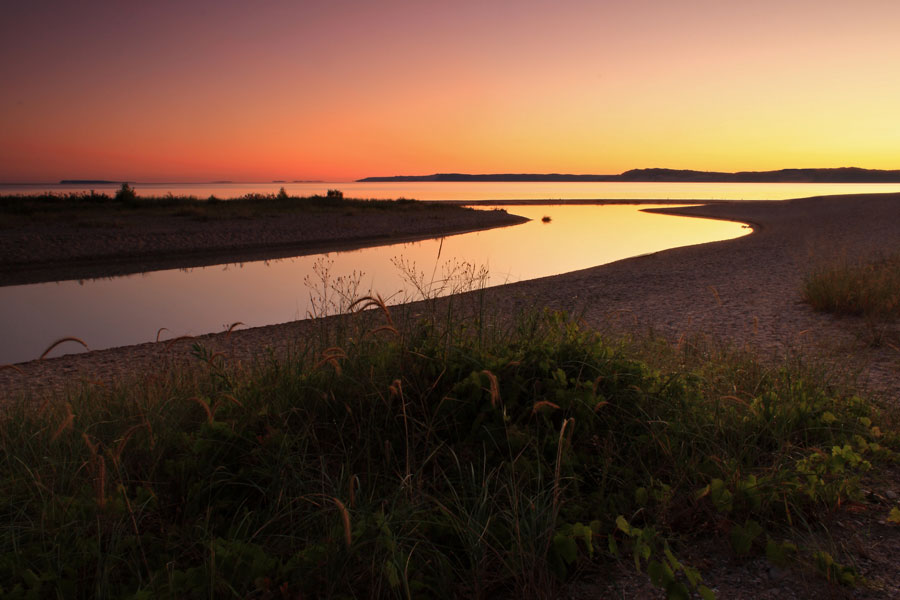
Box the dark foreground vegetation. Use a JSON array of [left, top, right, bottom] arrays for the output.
[[1, 291, 898, 599], [0, 184, 449, 224]]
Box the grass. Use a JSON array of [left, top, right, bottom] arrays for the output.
[[0, 186, 469, 225], [1, 292, 897, 598], [803, 253, 900, 320]]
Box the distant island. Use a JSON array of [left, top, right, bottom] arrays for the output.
[[359, 167, 900, 183]]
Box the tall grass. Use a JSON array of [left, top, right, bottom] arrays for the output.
[[803, 253, 900, 320], [0, 302, 896, 598], [0, 189, 466, 223]]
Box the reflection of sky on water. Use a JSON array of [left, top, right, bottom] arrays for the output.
[[3, 181, 900, 201], [0, 205, 748, 364]]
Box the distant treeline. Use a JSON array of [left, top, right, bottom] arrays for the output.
[[359, 167, 900, 183]]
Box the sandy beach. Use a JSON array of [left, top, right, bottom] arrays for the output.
[[2, 193, 900, 402], [0, 203, 527, 286]]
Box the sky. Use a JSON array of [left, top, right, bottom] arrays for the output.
[[2, 0, 899, 182]]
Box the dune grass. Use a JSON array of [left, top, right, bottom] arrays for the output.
[[803, 253, 900, 320], [0, 294, 896, 599], [0, 186, 465, 225]]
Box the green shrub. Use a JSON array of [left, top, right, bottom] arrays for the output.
[[0, 310, 893, 598]]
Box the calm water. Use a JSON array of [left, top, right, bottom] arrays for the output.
[[0, 205, 749, 364], [3, 181, 900, 201]]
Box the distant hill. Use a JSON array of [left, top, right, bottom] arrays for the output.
[[359, 168, 900, 183], [358, 173, 617, 182], [618, 167, 900, 183]]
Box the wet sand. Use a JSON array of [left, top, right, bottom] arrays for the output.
[[2, 193, 900, 402]]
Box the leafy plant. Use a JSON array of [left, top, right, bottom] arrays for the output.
[[0, 307, 894, 597]]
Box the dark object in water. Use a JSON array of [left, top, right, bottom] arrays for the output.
[[542, 216, 552, 223]]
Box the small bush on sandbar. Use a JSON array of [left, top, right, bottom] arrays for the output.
[[114, 182, 137, 203]]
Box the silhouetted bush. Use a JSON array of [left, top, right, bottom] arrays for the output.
[[114, 183, 137, 203], [326, 189, 344, 200]]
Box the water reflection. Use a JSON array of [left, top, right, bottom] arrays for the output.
[[0, 205, 748, 364], [4, 180, 900, 201]]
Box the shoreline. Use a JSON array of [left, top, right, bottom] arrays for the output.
[[0, 204, 527, 286], [3, 193, 900, 402]]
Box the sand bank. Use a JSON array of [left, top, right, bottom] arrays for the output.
[[3, 193, 900, 401], [0, 204, 526, 286]]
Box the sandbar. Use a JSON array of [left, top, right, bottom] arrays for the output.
[[2, 193, 900, 402]]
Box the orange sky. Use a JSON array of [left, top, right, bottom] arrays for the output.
[[2, 0, 899, 182]]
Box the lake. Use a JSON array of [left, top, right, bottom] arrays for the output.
[[0, 204, 749, 364], [4, 180, 900, 201]]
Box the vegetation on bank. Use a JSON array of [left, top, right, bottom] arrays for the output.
[[803, 253, 900, 321], [803, 252, 900, 346], [0, 184, 465, 224], [1, 296, 897, 599]]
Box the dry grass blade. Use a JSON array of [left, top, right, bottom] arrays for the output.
[[389, 379, 413, 485], [331, 497, 352, 549], [82, 432, 99, 457], [367, 324, 401, 338], [39, 336, 88, 360], [163, 335, 194, 353], [349, 475, 359, 509], [553, 418, 574, 512], [188, 397, 214, 424], [81, 432, 107, 508], [0, 363, 24, 374], [721, 395, 749, 407], [206, 351, 227, 364], [155, 327, 169, 343], [349, 294, 395, 327], [224, 321, 245, 339], [531, 400, 560, 416], [96, 455, 107, 508], [219, 393, 243, 407], [481, 370, 500, 407], [113, 423, 151, 463], [50, 403, 75, 441], [314, 347, 347, 374]]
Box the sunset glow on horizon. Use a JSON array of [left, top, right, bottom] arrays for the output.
[[3, 0, 899, 183]]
